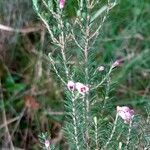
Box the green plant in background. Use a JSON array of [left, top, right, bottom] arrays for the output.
[[32, 0, 150, 149]]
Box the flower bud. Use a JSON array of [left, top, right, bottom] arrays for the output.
[[97, 66, 105, 71], [94, 116, 97, 125]]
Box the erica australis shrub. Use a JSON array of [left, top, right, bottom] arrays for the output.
[[32, 0, 150, 149]]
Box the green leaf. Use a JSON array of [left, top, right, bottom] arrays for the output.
[[6, 83, 26, 93], [91, 5, 108, 23]]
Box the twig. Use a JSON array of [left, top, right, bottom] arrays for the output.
[[57, 13, 69, 80], [0, 24, 41, 33], [44, 109, 64, 115], [71, 93, 80, 150], [36, 12, 61, 47], [41, 0, 58, 19], [48, 53, 66, 85], [71, 29, 84, 51], [94, 117, 98, 150], [92, 66, 113, 90], [0, 116, 20, 130], [10, 108, 26, 142], [89, 0, 117, 41], [82, 1, 91, 149]]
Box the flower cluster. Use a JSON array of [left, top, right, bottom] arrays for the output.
[[67, 81, 89, 95], [117, 106, 134, 123]]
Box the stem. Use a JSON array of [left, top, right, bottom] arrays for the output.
[[102, 113, 118, 150], [42, 0, 58, 19], [83, 2, 91, 148], [36, 12, 60, 46], [125, 119, 133, 150], [92, 66, 113, 90], [58, 14, 69, 80], [71, 93, 80, 150], [71, 29, 84, 51], [94, 117, 98, 150], [48, 53, 66, 85], [90, 0, 117, 40], [84, 15, 90, 83]]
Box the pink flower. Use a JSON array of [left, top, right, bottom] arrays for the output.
[[112, 60, 120, 68], [75, 82, 89, 95], [67, 81, 75, 91], [45, 140, 50, 148], [59, 0, 65, 9], [117, 106, 134, 123]]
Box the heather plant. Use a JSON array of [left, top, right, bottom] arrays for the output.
[[32, 0, 150, 149]]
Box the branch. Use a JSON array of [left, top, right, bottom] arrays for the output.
[[0, 24, 41, 33]]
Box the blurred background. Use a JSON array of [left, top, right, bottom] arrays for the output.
[[0, 0, 150, 149]]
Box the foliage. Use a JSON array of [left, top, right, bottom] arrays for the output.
[[0, 0, 150, 149], [32, 0, 150, 149]]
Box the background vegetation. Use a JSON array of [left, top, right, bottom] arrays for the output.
[[0, 0, 150, 149]]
